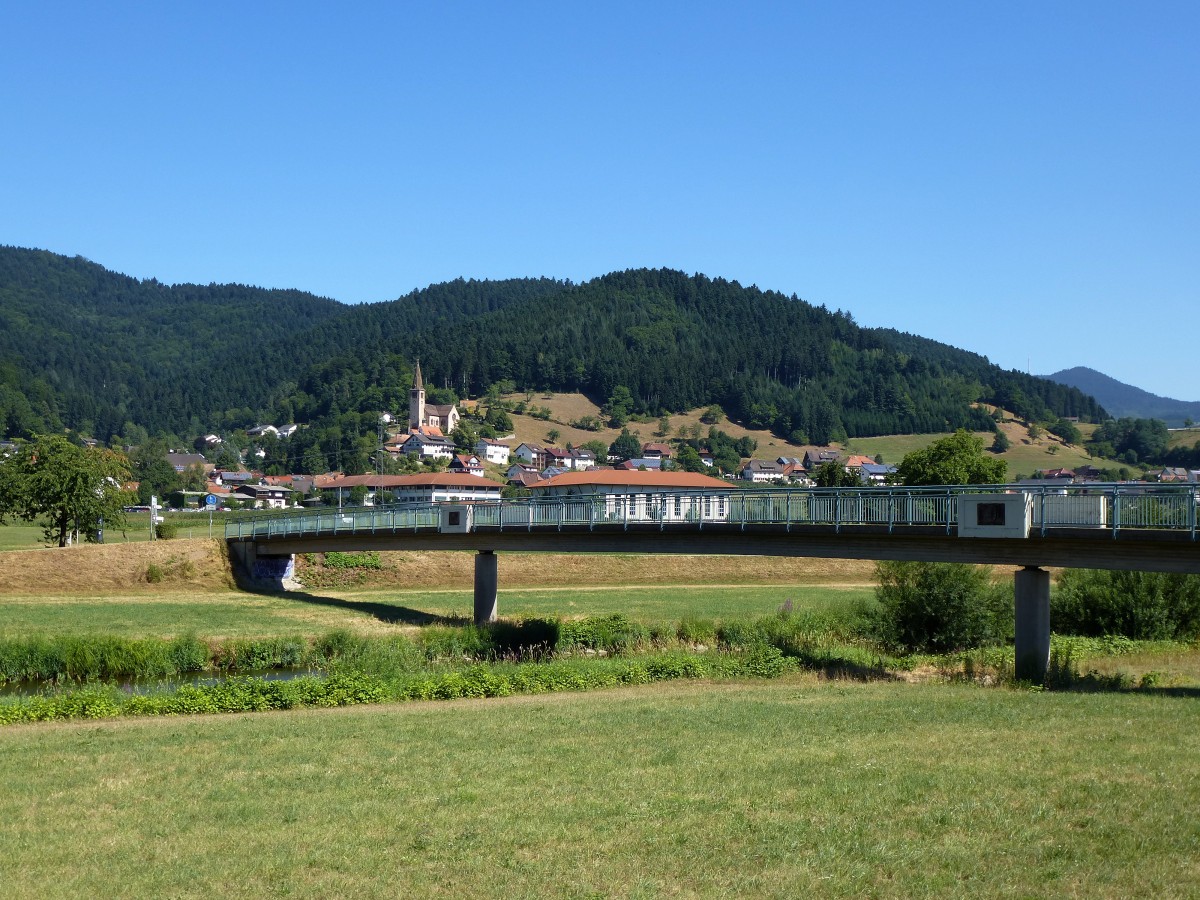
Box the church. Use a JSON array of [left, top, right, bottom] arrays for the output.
[[409, 361, 460, 434]]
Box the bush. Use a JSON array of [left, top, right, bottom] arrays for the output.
[[1052, 570, 1200, 640], [154, 522, 178, 540], [677, 616, 717, 645], [869, 561, 1009, 654], [557, 614, 649, 654]]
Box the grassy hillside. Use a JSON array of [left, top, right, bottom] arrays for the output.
[[503, 392, 1104, 478]]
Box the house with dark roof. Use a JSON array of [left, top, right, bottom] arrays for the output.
[[233, 483, 294, 509], [741, 459, 787, 483], [514, 443, 549, 469], [401, 431, 456, 461], [449, 454, 485, 477], [166, 452, 210, 474]]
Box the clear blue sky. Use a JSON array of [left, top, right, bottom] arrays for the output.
[[3, 2, 1197, 400]]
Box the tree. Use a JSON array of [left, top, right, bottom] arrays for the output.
[[609, 428, 642, 462], [0, 434, 132, 546], [673, 444, 708, 473], [131, 439, 180, 504], [603, 386, 634, 427], [990, 429, 1010, 453], [813, 460, 860, 488], [545, 428, 560, 444], [896, 430, 1007, 486], [485, 406, 513, 434], [1051, 570, 1200, 640], [870, 560, 1010, 653], [180, 462, 208, 492]]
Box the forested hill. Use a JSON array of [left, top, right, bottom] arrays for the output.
[[0, 247, 1106, 445], [1044, 367, 1200, 426]]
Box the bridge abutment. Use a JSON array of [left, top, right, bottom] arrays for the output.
[[1014, 565, 1051, 683], [474, 550, 498, 624]]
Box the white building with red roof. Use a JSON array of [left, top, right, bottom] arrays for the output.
[[527, 470, 731, 523], [322, 473, 503, 506]]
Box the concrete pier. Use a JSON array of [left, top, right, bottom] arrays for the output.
[[1014, 565, 1051, 683], [474, 550, 498, 624]]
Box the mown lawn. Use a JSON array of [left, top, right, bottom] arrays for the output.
[[0, 584, 873, 640], [0, 513, 228, 550], [1, 678, 1197, 898]]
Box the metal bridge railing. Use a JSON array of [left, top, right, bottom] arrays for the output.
[[226, 483, 1200, 543]]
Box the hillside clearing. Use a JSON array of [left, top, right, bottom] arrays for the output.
[[499, 392, 1104, 476]]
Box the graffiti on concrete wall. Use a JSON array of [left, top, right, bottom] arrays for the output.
[[253, 555, 294, 581]]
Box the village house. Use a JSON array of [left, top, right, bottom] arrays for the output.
[[166, 452, 210, 474], [448, 454, 486, 477], [401, 430, 456, 461], [527, 470, 732, 523], [212, 469, 256, 487], [233, 483, 294, 509], [542, 446, 573, 470], [859, 463, 897, 484], [322, 473, 503, 506], [568, 448, 597, 470], [618, 457, 663, 471], [1145, 467, 1191, 483], [514, 443, 549, 469], [802, 447, 842, 469], [741, 459, 787, 483], [507, 470, 544, 490], [641, 442, 672, 460], [474, 438, 511, 465]]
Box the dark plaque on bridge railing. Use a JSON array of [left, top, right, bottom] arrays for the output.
[[976, 502, 1007, 527]]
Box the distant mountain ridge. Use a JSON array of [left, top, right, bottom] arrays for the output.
[[1044, 367, 1200, 426]]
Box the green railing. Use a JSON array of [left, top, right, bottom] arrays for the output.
[[226, 483, 1200, 542]]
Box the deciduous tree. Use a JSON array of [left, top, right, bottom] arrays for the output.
[[0, 434, 132, 546], [897, 430, 1006, 486]]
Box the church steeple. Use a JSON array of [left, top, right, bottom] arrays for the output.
[[409, 359, 426, 431]]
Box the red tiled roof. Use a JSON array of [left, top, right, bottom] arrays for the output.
[[323, 473, 502, 489], [528, 470, 729, 491]]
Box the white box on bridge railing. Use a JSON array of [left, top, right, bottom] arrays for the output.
[[439, 504, 474, 533], [957, 494, 1031, 538]]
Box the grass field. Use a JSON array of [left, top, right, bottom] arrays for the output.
[[0, 584, 872, 640], [0, 512, 231, 551], [1169, 426, 1200, 450], [846, 425, 1099, 478], [3, 536, 1200, 896], [2, 679, 1197, 898]]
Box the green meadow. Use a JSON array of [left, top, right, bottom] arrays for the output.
[[2, 537, 1200, 898], [2, 679, 1198, 898]]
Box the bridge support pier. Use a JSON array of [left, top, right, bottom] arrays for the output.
[[474, 550, 498, 624], [1014, 566, 1051, 684]]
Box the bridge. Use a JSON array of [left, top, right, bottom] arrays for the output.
[[227, 482, 1200, 682]]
